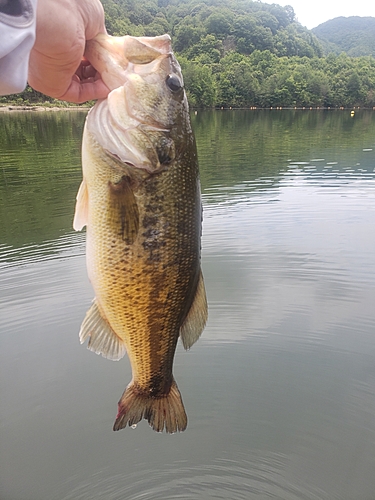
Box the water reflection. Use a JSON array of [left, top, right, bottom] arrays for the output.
[[0, 110, 87, 248], [1, 110, 375, 500]]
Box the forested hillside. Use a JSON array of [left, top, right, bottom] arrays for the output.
[[313, 17, 375, 58], [102, 0, 322, 58], [2, 0, 375, 108]]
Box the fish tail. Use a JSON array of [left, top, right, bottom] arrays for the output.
[[113, 378, 187, 433]]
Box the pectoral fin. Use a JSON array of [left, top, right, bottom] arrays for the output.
[[79, 299, 126, 361], [109, 175, 139, 245], [180, 270, 208, 350], [73, 179, 89, 231]]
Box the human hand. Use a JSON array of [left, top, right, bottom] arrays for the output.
[[28, 0, 110, 103]]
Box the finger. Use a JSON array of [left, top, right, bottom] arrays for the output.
[[28, 48, 85, 100], [57, 78, 110, 103]]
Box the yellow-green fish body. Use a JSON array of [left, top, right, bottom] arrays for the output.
[[74, 34, 207, 433]]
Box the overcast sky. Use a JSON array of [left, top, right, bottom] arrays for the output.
[[261, 0, 375, 29]]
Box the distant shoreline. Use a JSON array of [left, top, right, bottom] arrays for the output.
[[1, 104, 374, 112], [0, 105, 89, 112]]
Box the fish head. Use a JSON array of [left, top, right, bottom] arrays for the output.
[[85, 34, 190, 175]]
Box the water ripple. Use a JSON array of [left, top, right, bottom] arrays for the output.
[[57, 453, 328, 500], [0, 231, 85, 268]]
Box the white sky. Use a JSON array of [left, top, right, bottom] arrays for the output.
[[261, 0, 375, 29]]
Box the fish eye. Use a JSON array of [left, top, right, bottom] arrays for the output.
[[166, 74, 182, 92]]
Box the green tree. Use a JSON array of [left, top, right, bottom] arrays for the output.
[[179, 57, 217, 107], [186, 34, 222, 63], [144, 14, 170, 36], [174, 22, 205, 52], [205, 11, 233, 39]]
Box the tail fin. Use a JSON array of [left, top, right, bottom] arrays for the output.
[[113, 378, 187, 433]]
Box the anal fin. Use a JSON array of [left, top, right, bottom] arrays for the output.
[[79, 299, 126, 361], [180, 270, 208, 350]]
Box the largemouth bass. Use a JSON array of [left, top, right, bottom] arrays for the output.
[[73, 34, 207, 433]]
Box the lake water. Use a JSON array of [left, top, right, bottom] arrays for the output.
[[1, 109, 375, 500]]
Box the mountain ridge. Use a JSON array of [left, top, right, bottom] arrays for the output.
[[312, 16, 375, 57]]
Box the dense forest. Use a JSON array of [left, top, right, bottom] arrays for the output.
[[313, 17, 375, 58], [2, 0, 375, 108]]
